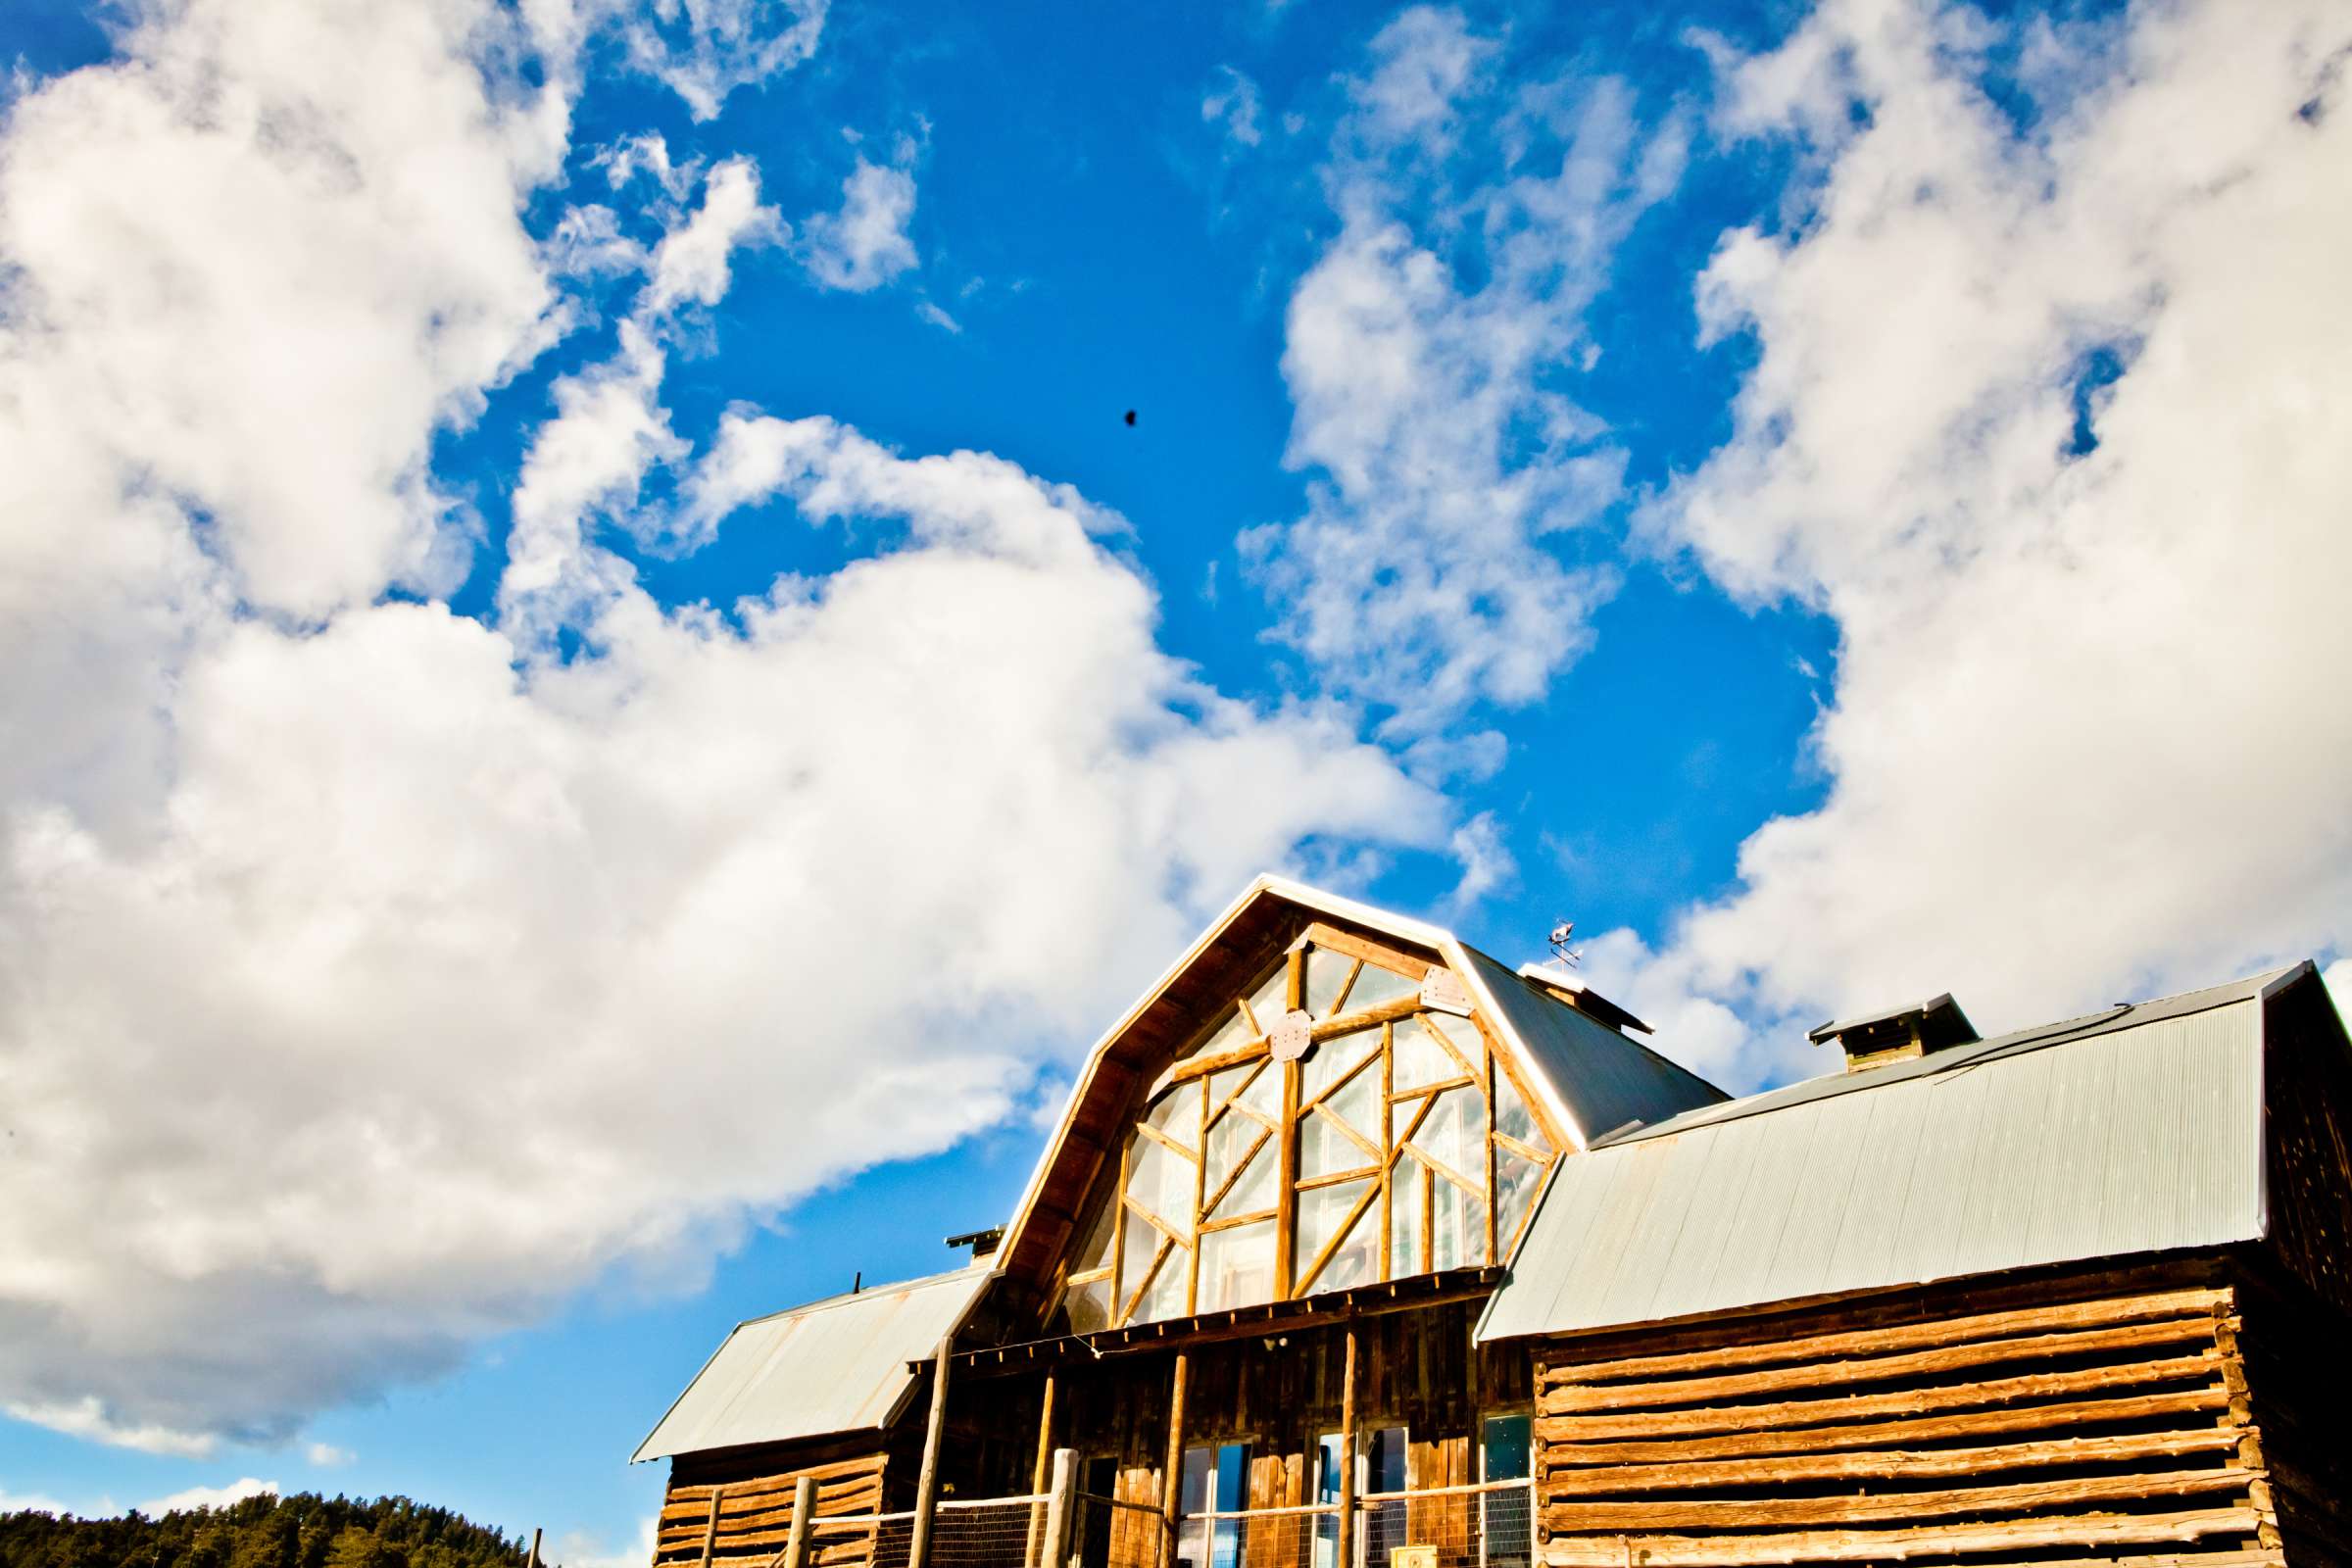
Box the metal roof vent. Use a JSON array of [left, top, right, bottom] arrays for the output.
[[1807, 993, 1979, 1073]]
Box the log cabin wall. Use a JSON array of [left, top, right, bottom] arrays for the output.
[[1531, 1257, 2321, 1568], [657, 1435, 905, 1568]]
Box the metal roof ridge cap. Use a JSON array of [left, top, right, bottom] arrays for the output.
[[1448, 939, 1590, 1152], [2256, 958, 2317, 1002], [727, 1261, 989, 1331]]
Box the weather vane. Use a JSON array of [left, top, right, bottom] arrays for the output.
[[1547, 919, 1583, 968]]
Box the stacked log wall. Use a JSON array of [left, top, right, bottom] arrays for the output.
[[1533, 1265, 2295, 1568], [656, 1446, 892, 1568]]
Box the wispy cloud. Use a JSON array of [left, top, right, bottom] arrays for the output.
[[1246, 7, 1687, 741]]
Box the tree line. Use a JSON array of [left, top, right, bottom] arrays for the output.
[[0, 1492, 541, 1568]]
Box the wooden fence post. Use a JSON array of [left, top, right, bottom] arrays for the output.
[[526, 1530, 542, 1568], [781, 1475, 816, 1568], [908, 1336, 955, 1568], [1337, 1323, 1358, 1568], [1026, 1372, 1059, 1567], [1039, 1447, 1078, 1568], [698, 1490, 725, 1568], [1158, 1351, 1191, 1568]]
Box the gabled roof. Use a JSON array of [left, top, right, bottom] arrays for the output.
[[632, 1264, 995, 1463], [1478, 963, 2321, 1344], [996, 874, 1727, 1286]]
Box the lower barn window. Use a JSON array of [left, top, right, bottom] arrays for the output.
[[1176, 1442, 1250, 1568]]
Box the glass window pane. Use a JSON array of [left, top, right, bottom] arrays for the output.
[[1136, 1240, 1190, 1323], [1299, 1107, 1374, 1182], [1296, 1178, 1375, 1294], [1177, 1446, 1212, 1568], [1145, 1085, 1201, 1153], [1324, 1063, 1379, 1143], [1209, 1134, 1278, 1220], [1127, 1135, 1196, 1239], [1493, 1061, 1542, 1149], [1205, 1106, 1257, 1190], [1495, 1142, 1544, 1253], [1412, 1087, 1482, 1182], [1236, 1059, 1283, 1124], [1311, 1436, 1342, 1568], [1432, 1168, 1486, 1270], [1071, 1195, 1116, 1275], [1482, 1414, 1531, 1481], [1244, 964, 1287, 1032], [1120, 1207, 1162, 1304], [1181, 1004, 1253, 1069], [1302, 949, 1352, 1018], [1368, 1427, 1408, 1494], [1197, 1217, 1278, 1312], [1388, 1163, 1424, 1278], [1421, 1011, 1484, 1072], [1060, 1274, 1114, 1335], [1300, 1028, 1377, 1103], [1342, 963, 1418, 1013], [1390, 1019, 1458, 1093], [1207, 1063, 1252, 1115]]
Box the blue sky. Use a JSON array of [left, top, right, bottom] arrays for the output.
[[3, 0, 2349, 1552]]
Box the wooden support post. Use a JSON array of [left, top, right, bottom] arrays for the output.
[[781, 1476, 816, 1568], [1027, 1373, 1059, 1568], [526, 1530, 542, 1568], [909, 1336, 955, 1568], [698, 1491, 724, 1568], [1040, 1447, 1078, 1568], [1159, 1351, 1192, 1568], [1337, 1322, 1359, 1568]]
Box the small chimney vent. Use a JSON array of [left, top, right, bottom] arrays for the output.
[[1808, 994, 1979, 1073]]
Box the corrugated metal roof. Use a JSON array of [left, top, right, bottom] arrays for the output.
[[1477, 967, 2306, 1344], [633, 1264, 995, 1462], [1457, 947, 1728, 1148]]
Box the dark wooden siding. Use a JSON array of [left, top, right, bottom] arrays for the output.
[[1531, 1260, 2311, 1568]]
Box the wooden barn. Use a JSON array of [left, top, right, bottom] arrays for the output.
[[633, 876, 2352, 1568]]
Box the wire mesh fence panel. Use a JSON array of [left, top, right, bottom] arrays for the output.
[[1357, 1483, 1531, 1568], [927, 1500, 1051, 1568]]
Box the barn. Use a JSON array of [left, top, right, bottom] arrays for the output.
[[633, 876, 2352, 1568]]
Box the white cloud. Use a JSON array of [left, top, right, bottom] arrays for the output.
[[1202, 66, 1264, 149], [0, 1486, 107, 1519], [1615, 0, 2352, 1079], [141, 1479, 280, 1515], [1445, 811, 1515, 910], [613, 0, 827, 122], [306, 1442, 356, 1467], [0, 0, 1444, 1457], [915, 300, 962, 334], [552, 1514, 659, 1568], [1246, 9, 1686, 735], [647, 157, 781, 311], [797, 155, 919, 293], [2, 1396, 219, 1459]]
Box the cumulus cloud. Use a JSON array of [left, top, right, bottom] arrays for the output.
[[1611, 0, 2352, 1083], [646, 157, 781, 310], [796, 153, 920, 293], [0, 0, 1443, 1460], [1246, 7, 1686, 736], [142, 1479, 280, 1515]]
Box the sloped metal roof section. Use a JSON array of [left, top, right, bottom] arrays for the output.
[[1478, 972, 2296, 1344], [633, 1264, 995, 1462], [1457, 947, 1727, 1148]]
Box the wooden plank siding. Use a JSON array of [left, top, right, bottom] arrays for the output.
[[657, 1445, 896, 1568], [1532, 1265, 2310, 1568]]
